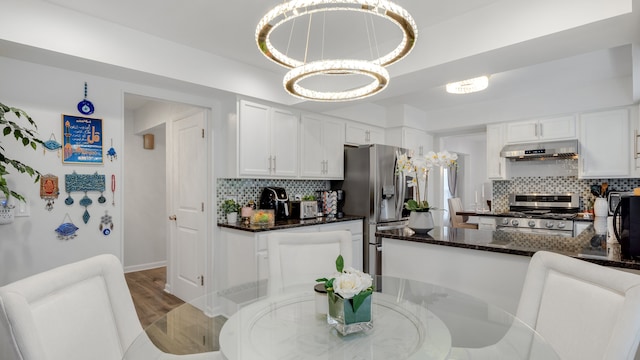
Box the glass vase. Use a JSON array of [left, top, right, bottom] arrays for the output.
[[327, 293, 373, 335]]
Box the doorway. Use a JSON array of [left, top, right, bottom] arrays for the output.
[[123, 94, 209, 302]]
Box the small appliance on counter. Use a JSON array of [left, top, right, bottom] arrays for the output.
[[259, 187, 289, 221], [317, 190, 342, 218], [612, 194, 640, 260]]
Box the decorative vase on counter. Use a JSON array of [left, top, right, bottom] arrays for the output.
[[226, 212, 238, 224], [594, 198, 608, 217], [408, 210, 434, 234]]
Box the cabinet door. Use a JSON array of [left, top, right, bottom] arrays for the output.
[[323, 119, 345, 179], [346, 123, 384, 145], [368, 127, 385, 145], [403, 128, 432, 156], [300, 115, 325, 178], [505, 120, 538, 143], [239, 101, 271, 176], [579, 109, 629, 178], [271, 108, 298, 177], [486, 124, 507, 179], [345, 123, 368, 145], [539, 116, 576, 141]]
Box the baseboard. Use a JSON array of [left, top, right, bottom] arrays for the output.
[[124, 260, 167, 273]]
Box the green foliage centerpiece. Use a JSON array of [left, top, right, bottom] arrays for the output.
[[317, 255, 374, 335]]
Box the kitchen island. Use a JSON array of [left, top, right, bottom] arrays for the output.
[[376, 225, 639, 314]]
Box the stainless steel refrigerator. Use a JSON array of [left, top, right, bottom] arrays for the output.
[[332, 144, 411, 276]]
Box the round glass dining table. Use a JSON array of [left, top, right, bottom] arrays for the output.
[[123, 276, 560, 360]]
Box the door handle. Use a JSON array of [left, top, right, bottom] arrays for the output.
[[169, 215, 177, 221]]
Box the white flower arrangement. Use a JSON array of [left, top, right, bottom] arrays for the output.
[[396, 150, 458, 211], [317, 255, 374, 312]]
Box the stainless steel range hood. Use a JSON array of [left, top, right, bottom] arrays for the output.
[[500, 139, 579, 161]]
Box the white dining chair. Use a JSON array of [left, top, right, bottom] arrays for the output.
[[449, 251, 640, 360], [267, 230, 353, 295], [448, 197, 478, 229], [0, 254, 221, 360]]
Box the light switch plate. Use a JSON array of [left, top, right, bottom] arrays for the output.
[[15, 198, 30, 217]]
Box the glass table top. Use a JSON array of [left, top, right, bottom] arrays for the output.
[[123, 276, 560, 360]]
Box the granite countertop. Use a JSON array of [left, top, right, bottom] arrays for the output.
[[218, 214, 364, 233], [376, 225, 640, 271]]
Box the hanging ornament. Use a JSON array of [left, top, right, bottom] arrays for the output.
[[40, 174, 59, 211], [106, 138, 117, 161], [111, 174, 116, 206], [55, 213, 79, 240], [79, 192, 93, 224], [99, 210, 114, 236], [43, 133, 62, 157], [77, 81, 95, 115]]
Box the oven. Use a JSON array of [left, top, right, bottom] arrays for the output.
[[495, 193, 580, 237]]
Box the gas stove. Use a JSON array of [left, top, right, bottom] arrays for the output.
[[496, 193, 580, 236]]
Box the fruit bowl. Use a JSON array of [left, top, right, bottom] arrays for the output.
[[250, 209, 275, 226]]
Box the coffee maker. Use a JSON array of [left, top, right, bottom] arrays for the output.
[[259, 187, 289, 221]]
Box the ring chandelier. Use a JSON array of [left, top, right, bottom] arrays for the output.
[[256, 0, 417, 101]]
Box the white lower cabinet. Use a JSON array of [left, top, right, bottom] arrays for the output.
[[220, 220, 364, 293]]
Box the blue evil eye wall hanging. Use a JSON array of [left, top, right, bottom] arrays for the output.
[[43, 133, 62, 157], [55, 214, 78, 240], [77, 82, 95, 115], [106, 138, 117, 161]]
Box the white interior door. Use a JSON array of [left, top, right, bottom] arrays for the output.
[[169, 110, 207, 301]]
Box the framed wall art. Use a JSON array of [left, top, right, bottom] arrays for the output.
[[62, 114, 103, 164]]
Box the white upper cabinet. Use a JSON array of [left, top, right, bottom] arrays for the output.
[[300, 114, 345, 179], [486, 123, 507, 180], [505, 116, 576, 143], [238, 100, 298, 178], [385, 127, 433, 157], [579, 108, 629, 178], [345, 122, 385, 146], [402, 128, 433, 156]]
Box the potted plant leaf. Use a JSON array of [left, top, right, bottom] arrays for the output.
[[0, 102, 43, 205], [221, 199, 241, 224]]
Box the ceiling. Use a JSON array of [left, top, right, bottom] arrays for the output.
[[19, 1, 640, 128]]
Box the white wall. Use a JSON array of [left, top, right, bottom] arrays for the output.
[[0, 56, 226, 286], [123, 115, 167, 271]]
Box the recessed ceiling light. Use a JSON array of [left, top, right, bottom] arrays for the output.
[[446, 76, 489, 94]]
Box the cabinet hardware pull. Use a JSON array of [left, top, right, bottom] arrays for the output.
[[169, 215, 177, 221], [273, 156, 276, 172], [635, 130, 639, 159]]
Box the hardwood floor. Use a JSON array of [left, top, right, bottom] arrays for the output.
[[125, 267, 226, 354], [125, 267, 184, 327]]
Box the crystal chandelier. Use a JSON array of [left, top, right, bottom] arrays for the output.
[[446, 76, 490, 94], [256, 0, 417, 102]]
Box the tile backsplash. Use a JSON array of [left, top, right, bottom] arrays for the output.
[[492, 176, 640, 213], [216, 178, 329, 221]]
